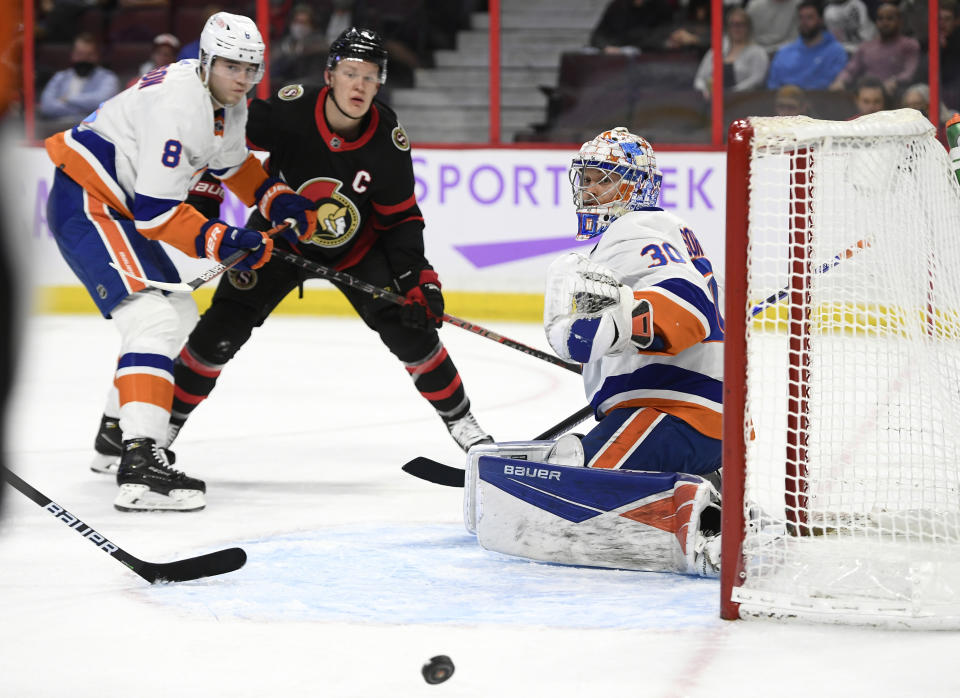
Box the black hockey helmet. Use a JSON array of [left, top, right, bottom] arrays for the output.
[[326, 27, 388, 84]]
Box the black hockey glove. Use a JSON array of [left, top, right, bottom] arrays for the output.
[[187, 171, 225, 219], [399, 269, 444, 330]]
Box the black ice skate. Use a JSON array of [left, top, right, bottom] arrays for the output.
[[90, 414, 122, 474], [444, 411, 494, 452], [115, 438, 206, 512]]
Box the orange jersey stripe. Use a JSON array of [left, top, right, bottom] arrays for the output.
[[221, 153, 269, 207], [589, 408, 663, 469], [46, 132, 133, 219], [85, 194, 146, 294], [635, 289, 706, 355], [136, 202, 210, 257], [608, 398, 722, 439], [116, 373, 174, 411]]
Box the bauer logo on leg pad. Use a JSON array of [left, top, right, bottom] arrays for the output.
[[478, 456, 695, 523], [503, 464, 560, 480]]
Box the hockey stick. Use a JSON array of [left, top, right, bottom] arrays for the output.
[[750, 239, 870, 317], [401, 404, 595, 487], [271, 248, 582, 374], [108, 219, 295, 293], [2, 468, 247, 583]]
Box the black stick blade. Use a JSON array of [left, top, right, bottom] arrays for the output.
[[402, 457, 465, 488], [136, 547, 247, 584]]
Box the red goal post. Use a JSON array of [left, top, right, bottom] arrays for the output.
[[721, 110, 960, 628]]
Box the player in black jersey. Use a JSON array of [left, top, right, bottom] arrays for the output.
[[165, 27, 493, 453]]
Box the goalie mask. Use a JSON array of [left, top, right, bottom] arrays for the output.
[[199, 12, 265, 87], [326, 27, 388, 85], [569, 127, 663, 240]]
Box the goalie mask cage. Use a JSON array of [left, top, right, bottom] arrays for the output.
[[721, 109, 960, 629]]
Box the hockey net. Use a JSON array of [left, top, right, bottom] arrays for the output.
[[721, 109, 960, 628]]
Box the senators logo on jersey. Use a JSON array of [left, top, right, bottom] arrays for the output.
[[298, 177, 360, 248]]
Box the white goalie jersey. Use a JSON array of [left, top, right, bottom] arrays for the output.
[[45, 59, 265, 257], [544, 208, 724, 439]]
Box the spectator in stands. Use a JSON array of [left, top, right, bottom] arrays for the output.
[[773, 84, 813, 115], [271, 4, 329, 84], [902, 82, 954, 143], [898, 0, 929, 49], [37, 0, 109, 42], [852, 75, 886, 115], [824, 0, 876, 53], [694, 8, 769, 98], [589, 0, 676, 54], [665, 0, 712, 53], [137, 33, 180, 77], [325, 0, 356, 46], [39, 32, 118, 126], [939, 1, 960, 90], [829, 3, 919, 97], [745, 0, 800, 55], [767, 0, 848, 89]]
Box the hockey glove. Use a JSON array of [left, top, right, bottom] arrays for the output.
[[255, 177, 317, 245], [399, 269, 444, 330], [186, 171, 225, 219], [196, 219, 273, 271]]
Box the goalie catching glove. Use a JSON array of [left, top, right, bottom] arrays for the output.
[[544, 253, 654, 363], [398, 269, 444, 329], [196, 219, 273, 271], [255, 177, 318, 245]]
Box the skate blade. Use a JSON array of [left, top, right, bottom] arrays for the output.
[[114, 484, 206, 512], [90, 452, 120, 475]]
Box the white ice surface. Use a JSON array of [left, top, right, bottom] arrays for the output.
[[1, 315, 957, 697]]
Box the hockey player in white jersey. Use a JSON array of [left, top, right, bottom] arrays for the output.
[[465, 128, 723, 575], [44, 12, 319, 511]]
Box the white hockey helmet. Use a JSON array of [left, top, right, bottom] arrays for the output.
[[199, 12, 265, 86], [569, 127, 663, 240]]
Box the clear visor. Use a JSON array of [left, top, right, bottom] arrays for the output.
[[569, 164, 624, 209], [210, 57, 265, 85], [333, 56, 387, 85]]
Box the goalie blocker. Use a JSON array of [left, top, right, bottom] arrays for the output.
[[463, 441, 721, 576]]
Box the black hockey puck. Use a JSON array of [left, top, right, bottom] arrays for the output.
[[421, 655, 455, 684]]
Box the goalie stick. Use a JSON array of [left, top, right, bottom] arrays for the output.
[[108, 219, 295, 293], [750, 239, 870, 316], [2, 468, 246, 584], [401, 404, 595, 487]]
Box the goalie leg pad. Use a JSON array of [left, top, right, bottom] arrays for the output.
[[473, 456, 721, 575]]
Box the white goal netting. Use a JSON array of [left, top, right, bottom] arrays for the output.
[[729, 109, 960, 628]]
